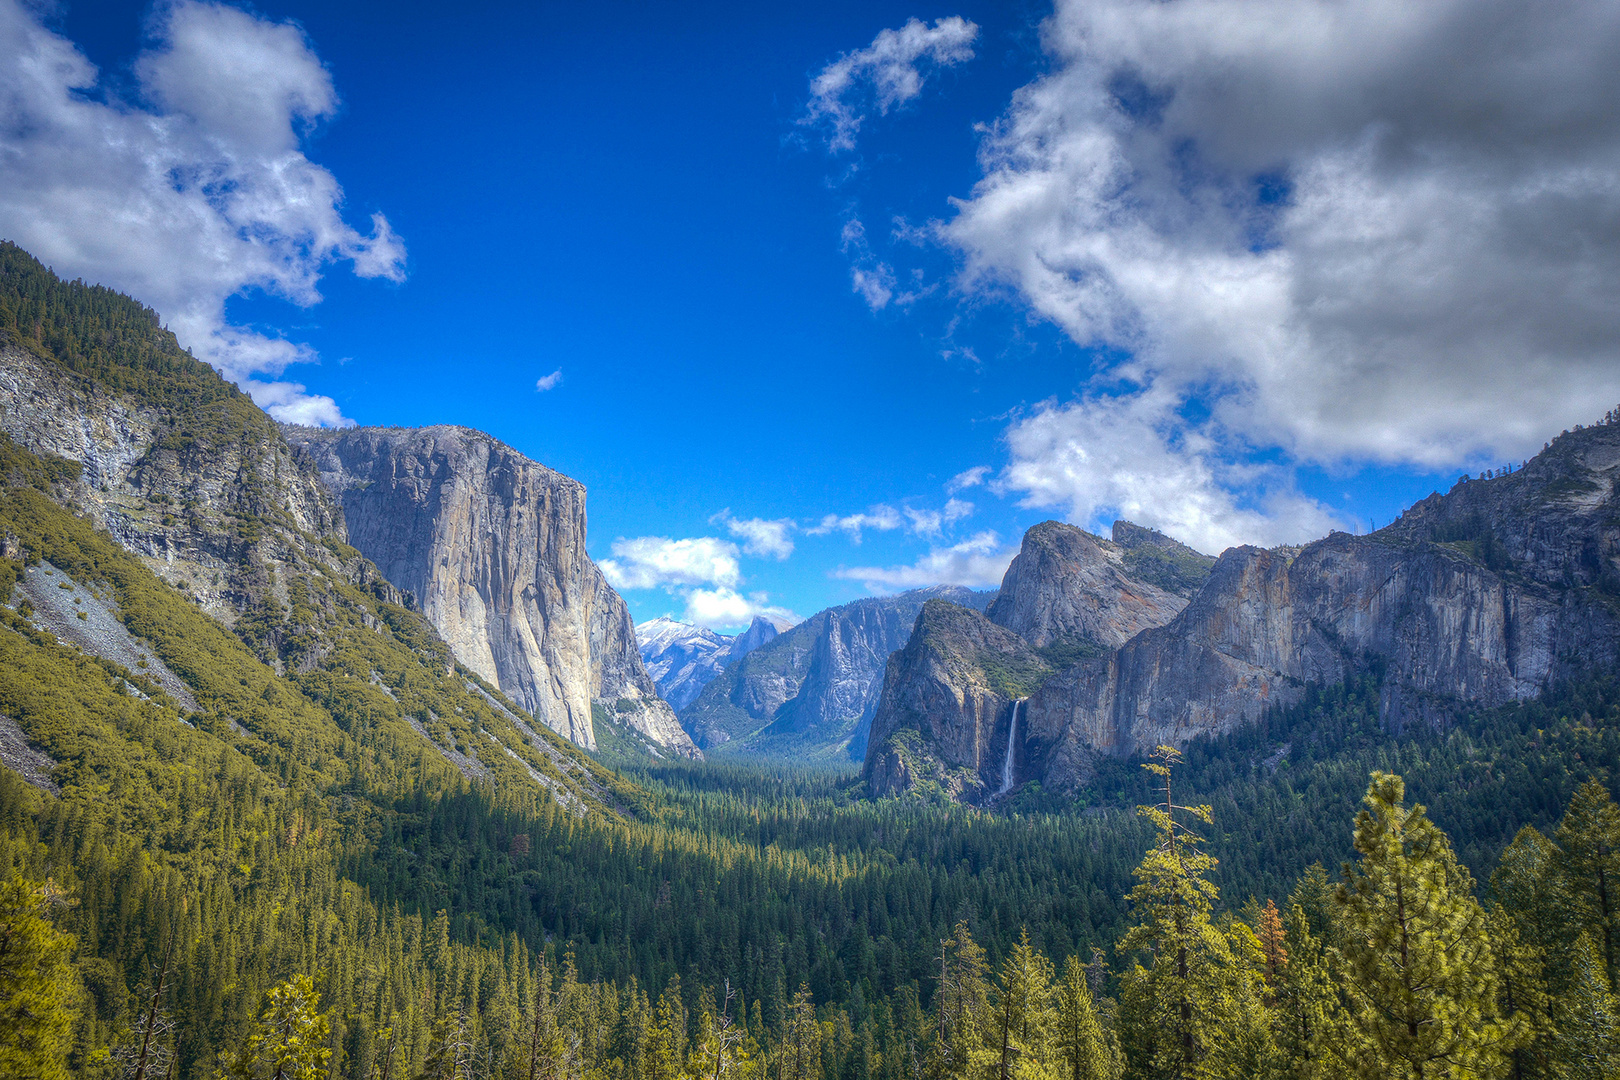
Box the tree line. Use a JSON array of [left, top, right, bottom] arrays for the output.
[[10, 751, 1620, 1079]]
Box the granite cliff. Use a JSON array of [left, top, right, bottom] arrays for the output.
[[0, 243, 633, 813], [863, 600, 1049, 802], [681, 585, 994, 760], [865, 421, 1620, 801], [865, 521, 1205, 799], [283, 425, 697, 757], [986, 521, 1209, 657]]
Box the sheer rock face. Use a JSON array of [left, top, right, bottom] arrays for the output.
[[865, 423, 1620, 800], [680, 586, 993, 760], [864, 600, 1047, 801], [283, 425, 696, 756], [986, 521, 1193, 649]]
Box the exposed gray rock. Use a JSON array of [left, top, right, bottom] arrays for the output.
[[986, 521, 1194, 651], [12, 561, 200, 712], [284, 425, 697, 757], [864, 600, 1049, 801], [637, 614, 791, 713], [680, 585, 994, 760], [885, 423, 1620, 799], [0, 714, 59, 794]]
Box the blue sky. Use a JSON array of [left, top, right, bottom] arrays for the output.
[[5, 0, 1619, 630]]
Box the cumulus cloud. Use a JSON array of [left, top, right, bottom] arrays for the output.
[[711, 511, 795, 559], [835, 530, 1016, 593], [600, 535, 795, 632], [0, 0, 404, 425], [804, 16, 979, 152], [999, 391, 1340, 554], [946, 466, 991, 494], [683, 588, 798, 632], [535, 370, 563, 392], [943, 0, 1620, 545], [599, 536, 742, 591]]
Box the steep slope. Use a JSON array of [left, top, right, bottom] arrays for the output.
[[0, 241, 637, 813], [680, 586, 994, 760], [986, 520, 1206, 660], [864, 599, 1050, 801], [283, 425, 698, 758], [869, 419, 1620, 800], [637, 614, 788, 712]]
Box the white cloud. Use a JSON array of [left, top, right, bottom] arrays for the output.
[[941, 0, 1620, 545], [902, 498, 974, 537], [535, 369, 563, 392], [683, 588, 799, 633], [807, 505, 905, 542], [998, 391, 1340, 554], [711, 511, 795, 559], [946, 466, 991, 494], [0, 0, 404, 426], [601, 534, 796, 632], [835, 530, 1017, 593], [599, 537, 742, 591], [804, 16, 979, 152]]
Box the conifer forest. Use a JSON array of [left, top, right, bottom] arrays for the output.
[[4, 240, 1620, 1080]]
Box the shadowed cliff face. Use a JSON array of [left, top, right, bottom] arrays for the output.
[[680, 586, 993, 760], [864, 600, 1051, 802], [869, 422, 1620, 801], [284, 425, 697, 757]]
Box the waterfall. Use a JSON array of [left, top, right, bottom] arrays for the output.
[[998, 699, 1024, 796]]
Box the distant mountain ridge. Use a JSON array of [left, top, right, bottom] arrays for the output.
[[636, 613, 791, 712], [679, 585, 995, 760]]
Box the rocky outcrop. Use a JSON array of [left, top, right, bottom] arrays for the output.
[[0, 339, 405, 664], [638, 614, 789, 713], [986, 521, 1197, 651], [863, 600, 1049, 801], [874, 421, 1620, 800], [284, 425, 697, 757], [681, 586, 994, 760]]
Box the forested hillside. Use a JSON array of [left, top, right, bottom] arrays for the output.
[[4, 244, 1620, 1078]]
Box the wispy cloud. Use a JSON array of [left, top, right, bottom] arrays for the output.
[[711, 511, 795, 559], [0, 0, 404, 426], [835, 531, 1016, 593], [945, 466, 991, 494], [902, 498, 974, 538], [535, 369, 563, 392], [806, 505, 905, 542], [803, 16, 979, 153]]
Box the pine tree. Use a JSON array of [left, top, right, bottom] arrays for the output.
[[1333, 772, 1521, 1078], [0, 873, 78, 1080], [1054, 954, 1117, 1080], [995, 929, 1055, 1080], [1548, 932, 1620, 1080], [928, 921, 991, 1080], [1555, 780, 1620, 990], [225, 973, 334, 1080], [1115, 747, 1274, 1079], [1274, 902, 1339, 1080], [780, 984, 821, 1080], [1255, 900, 1287, 997]]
